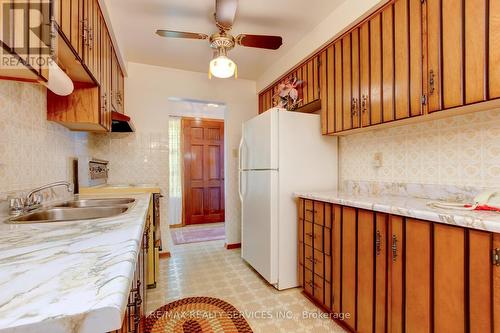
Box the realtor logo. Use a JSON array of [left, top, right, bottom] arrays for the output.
[[0, 0, 52, 70]]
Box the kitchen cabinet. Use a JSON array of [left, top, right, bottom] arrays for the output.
[[297, 197, 500, 333], [111, 50, 125, 114]]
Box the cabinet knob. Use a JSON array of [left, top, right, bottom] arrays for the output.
[[429, 70, 436, 95], [392, 235, 398, 262]]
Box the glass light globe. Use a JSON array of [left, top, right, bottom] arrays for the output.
[[209, 55, 236, 79]]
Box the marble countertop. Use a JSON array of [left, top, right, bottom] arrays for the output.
[[0, 193, 151, 333], [295, 191, 500, 233]]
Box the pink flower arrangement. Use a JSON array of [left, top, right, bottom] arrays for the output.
[[273, 77, 303, 111]]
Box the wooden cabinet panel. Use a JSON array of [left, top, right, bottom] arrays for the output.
[[304, 200, 314, 222], [314, 201, 324, 226], [468, 230, 492, 332], [326, 45, 335, 134], [370, 14, 382, 125], [382, 4, 395, 122], [351, 29, 361, 129], [304, 221, 313, 248], [313, 56, 319, 101], [313, 273, 325, 304], [374, 213, 388, 333], [314, 248, 325, 279], [405, 218, 431, 333], [464, 0, 486, 104], [333, 205, 342, 314], [360, 22, 370, 127], [342, 35, 352, 131], [307, 60, 314, 104], [357, 210, 375, 333], [341, 206, 356, 330], [70, 0, 84, 59], [427, 0, 442, 112], [334, 41, 343, 133], [304, 268, 314, 295], [441, 0, 463, 109], [320, 50, 328, 134], [409, 0, 423, 117], [313, 224, 324, 252], [305, 244, 313, 271], [394, 0, 410, 120], [434, 224, 465, 333], [490, 0, 500, 99], [388, 215, 404, 333]]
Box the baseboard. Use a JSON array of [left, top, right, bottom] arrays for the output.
[[224, 243, 241, 250], [159, 252, 171, 258]]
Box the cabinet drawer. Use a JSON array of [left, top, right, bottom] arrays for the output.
[[304, 268, 314, 295], [305, 244, 314, 271], [324, 203, 333, 229], [298, 241, 304, 265], [325, 280, 332, 310], [304, 221, 314, 247], [325, 254, 331, 283], [314, 201, 324, 226], [313, 224, 324, 252], [313, 273, 324, 304], [314, 248, 324, 278], [305, 200, 314, 222], [298, 262, 304, 287]]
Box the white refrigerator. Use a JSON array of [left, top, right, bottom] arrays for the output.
[[239, 108, 338, 290]]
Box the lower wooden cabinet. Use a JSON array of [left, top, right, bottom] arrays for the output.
[[297, 197, 500, 333]]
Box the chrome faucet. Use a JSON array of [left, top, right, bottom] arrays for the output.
[[9, 181, 73, 215]]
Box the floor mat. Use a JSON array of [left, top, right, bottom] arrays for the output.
[[144, 297, 253, 333], [171, 224, 225, 245]]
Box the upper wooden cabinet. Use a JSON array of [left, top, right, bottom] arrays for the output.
[[260, 0, 499, 135]]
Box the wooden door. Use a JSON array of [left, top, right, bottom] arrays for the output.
[[341, 206, 357, 330], [394, 0, 410, 119], [326, 45, 335, 133], [382, 3, 395, 122], [434, 223, 466, 333], [334, 41, 343, 133], [357, 210, 375, 333], [342, 34, 352, 131], [388, 215, 404, 333], [405, 218, 431, 333], [182, 118, 225, 225], [351, 29, 361, 129], [370, 13, 382, 125]]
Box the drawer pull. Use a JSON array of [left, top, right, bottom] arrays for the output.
[[306, 256, 318, 264], [376, 230, 382, 256], [392, 235, 398, 262], [305, 232, 316, 239]]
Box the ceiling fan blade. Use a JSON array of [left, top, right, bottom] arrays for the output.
[[215, 0, 238, 30], [156, 30, 208, 40], [236, 34, 283, 50]]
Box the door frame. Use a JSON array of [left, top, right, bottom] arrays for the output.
[[181, 116, 225, 226]]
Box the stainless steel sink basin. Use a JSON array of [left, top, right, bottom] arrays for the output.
[[54, 198, 135, 208], [7, 206, 129, 224]]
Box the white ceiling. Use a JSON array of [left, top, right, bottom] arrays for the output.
[[106, 0, 346, 80]]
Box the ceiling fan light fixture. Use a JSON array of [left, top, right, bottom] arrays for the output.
[[209, 51, 237, 79]]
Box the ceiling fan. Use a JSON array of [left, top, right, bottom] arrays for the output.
[[156, 0, 283, 79]]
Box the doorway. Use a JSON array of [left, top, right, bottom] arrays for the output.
[[182, 117, 225, 225]]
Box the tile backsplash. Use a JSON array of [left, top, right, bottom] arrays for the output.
[[0, 81, 84, 200], [339, 108, 500, 189]]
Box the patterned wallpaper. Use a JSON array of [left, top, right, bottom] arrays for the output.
[[0, 81, 81, 200], [339, 108, 500, 188], [89, 132, 170, 246]]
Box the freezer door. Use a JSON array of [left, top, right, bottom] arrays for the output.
[[241, 109, 279, 170], [241, 170, 279, 285]]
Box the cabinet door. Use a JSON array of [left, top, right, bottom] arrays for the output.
[[370, 13, 382, 125], [490, 0, 500, 99], [468, 230, 493, 332], [357, 210, 375, 333], [405, 219, 431, 333], [394, 0, 410, 120], [434, 224, 466, 333], [320, 49, 328, 134], [342, 34, 352, 131], [388, 215, 404, 333], [332, 205, 342, 314], [111, 49, 119, 112], [427, 0, 442, 112], [341, 206, 356, 330], [334, 41, 343, 133], [381, 4, 395, 122], [464, 0, 486, 104], [326, 45, 336, 133], [70, 0, 84, 59], [360, 22, 370, 127], [351, 29, 361, 129], [374, 213, 388, 333], [409, 0, 423, 117]]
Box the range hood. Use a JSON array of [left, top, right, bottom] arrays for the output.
[[111, 111, 135, 132]]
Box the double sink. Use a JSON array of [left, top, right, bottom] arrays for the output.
[[7, 198, 136, 224]]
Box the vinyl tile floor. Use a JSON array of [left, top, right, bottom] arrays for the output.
[[146, 240, 346, 333]]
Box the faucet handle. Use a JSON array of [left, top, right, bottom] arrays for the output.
[[8, 197, 24, 216]]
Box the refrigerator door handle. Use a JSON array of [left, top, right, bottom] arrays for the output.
[[238, 137, 245, 201]]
